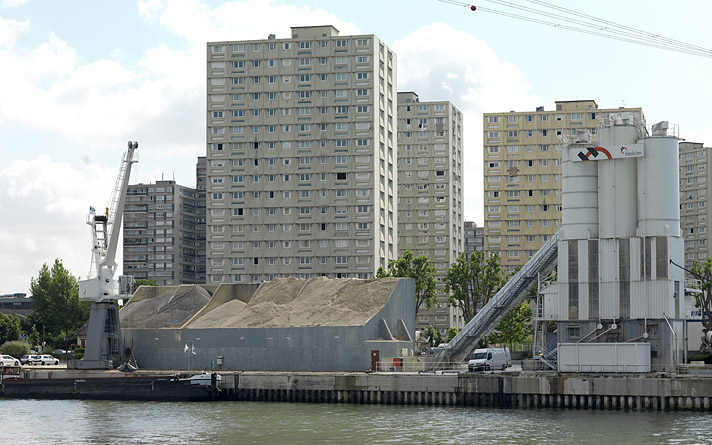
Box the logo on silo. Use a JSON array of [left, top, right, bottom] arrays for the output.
[[577, 146, 612, 161], [575, 144, 644, 161]]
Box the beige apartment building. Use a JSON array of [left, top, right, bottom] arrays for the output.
[[205, 26, 397, 284], [679, 141, 711, 268], [397, 92, 464, 333], [482, 100, 643, 272]]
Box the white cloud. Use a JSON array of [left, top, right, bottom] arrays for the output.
[[0, 0, 30, 8], [394, 23, 541, 222], [0, 156, 118, 294], [137, 0, 360, 45]]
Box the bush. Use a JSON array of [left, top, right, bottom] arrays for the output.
[[1, 341, 29, 358], [74, 348, 85, 359]]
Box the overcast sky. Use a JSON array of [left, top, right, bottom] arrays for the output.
[[1, 0, 711, 295]]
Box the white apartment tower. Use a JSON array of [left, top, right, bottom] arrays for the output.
[[397, 92, 464, 333], [206, 26, 397, 283]]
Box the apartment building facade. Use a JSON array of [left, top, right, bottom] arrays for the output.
[[123, 162, 206, 285], [679, 141, 711, 267], [463, 221, 484, 258], [397, 92, 464, 333], [205, 26, 397, 284], [482, 100, 644, 272]]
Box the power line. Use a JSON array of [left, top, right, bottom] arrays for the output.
[[436, 0, 712, 58]]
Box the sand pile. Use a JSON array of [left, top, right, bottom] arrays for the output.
[[121, 286, 212, 329], [188, 277, 400, 328]]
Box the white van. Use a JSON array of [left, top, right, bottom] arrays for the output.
[[467, 348, 512, 372]]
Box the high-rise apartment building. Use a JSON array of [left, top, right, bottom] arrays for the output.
[[679, 141, 711, 267], [397, 92, 464, 333], [205, 26, 397, 284], [123, 158, 206, 285], [463, 221, 484, 258], [482, 100, 643, 272]]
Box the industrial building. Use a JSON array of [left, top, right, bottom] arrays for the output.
[[120, 277, 415, 371], [205, 25, 397, 284], [482, 100, 644, 273], [538, 116, 687, 371], [123, 157, 206, 285], [396, 92, 464, 334]]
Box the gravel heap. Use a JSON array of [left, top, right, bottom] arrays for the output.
[[121, 286, 212, 329], [189, 277, 400, 329]]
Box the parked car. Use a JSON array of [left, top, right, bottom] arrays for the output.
[[53, 349, 67, 355], [27, 355, 59, 366], [20, 355, 33, 365], [0, 354, 20, 367]]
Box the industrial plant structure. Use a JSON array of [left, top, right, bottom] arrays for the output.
[[120, 277, 415, 371]]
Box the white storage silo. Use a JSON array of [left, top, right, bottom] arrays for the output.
[[561, 138, 599, 241], [637, 129, 680, 237], [598, 123, 639, 239]]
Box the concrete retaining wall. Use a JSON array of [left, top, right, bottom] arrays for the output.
[[215, 371, 712, 411]]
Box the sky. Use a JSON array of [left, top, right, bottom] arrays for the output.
[[1, 0, 712, 295]]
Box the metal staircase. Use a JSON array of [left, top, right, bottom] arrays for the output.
[[539, 336, 558, 370], [431, 230, 560, 369]]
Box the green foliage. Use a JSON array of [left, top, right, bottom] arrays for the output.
[[445, 251, 505, 324], [378, 251, 438, 315], [134, 279, 157, 287], [29, 259, 91, 346], [446, 327, 459, 342], [0, 313, 21, 344], [425, 325, 442, 347], [488, 302, 532, 349], [1, 340, 29, 358], [27, 325, 40, 348], [689, 258, 712, 331]]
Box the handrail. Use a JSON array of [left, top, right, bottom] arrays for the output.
[[662, 313, 678, 370]]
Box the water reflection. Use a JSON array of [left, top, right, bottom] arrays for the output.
[[8, 400, 712, 444]]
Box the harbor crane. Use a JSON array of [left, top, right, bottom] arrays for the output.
[[73, 141, 138, 369]]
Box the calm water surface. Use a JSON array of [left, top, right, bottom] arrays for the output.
[[6, 399, 712, 444]]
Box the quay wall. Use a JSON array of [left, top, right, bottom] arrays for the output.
[[217, 371, 712, 411]]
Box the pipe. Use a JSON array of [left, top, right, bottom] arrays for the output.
[[588, 326, 615, 343], [662, 313, 678, 371], [577, 323, 601, 343]]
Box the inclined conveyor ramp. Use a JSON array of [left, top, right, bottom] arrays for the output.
[[431, 229, 560, 369]]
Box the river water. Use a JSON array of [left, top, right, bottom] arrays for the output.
[[7, 399, 712, 444]]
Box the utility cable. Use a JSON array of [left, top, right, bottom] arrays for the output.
[[436, 0, 712, 58]]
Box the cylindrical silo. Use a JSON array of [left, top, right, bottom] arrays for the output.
[[598, 124, 639, 239], [638, 135, 680, 237], [561, 142, 598, 240]]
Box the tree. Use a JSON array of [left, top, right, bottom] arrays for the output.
[[1, 340, 28, 359], [0, 313, 21, 344], [446, 327, 459, 343], [425, 325, 442, 347], [488, 302, 532, 350], [29, 259, 91, 346], [445, 251, 505, 324], [687, 258, 712, 353], [377, 250, 438, 315]]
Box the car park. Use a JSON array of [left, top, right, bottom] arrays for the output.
[[27, 355, 59, 366], [0, 354, 20, 367]]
